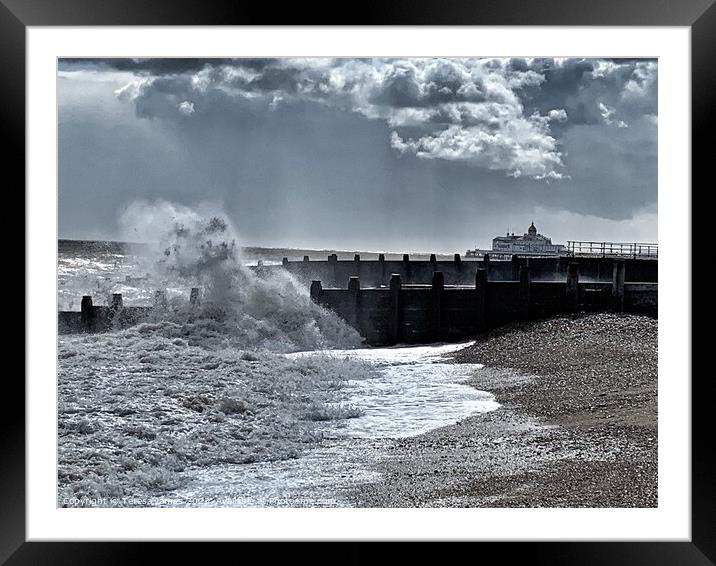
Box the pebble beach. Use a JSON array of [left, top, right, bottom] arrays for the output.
[[350, 312, 658, 507]]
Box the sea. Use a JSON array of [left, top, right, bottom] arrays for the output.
[[57, 226, 498, 508]]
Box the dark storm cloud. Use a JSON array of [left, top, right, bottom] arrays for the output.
[[369, 59, 490, 108], [58, 57, 658, 247], [104, 57, 572, 179], [59, 57, 242, 75], [62, 57, 657, 128], [369, 64, 424, 107], [515, 57, 657, 127]]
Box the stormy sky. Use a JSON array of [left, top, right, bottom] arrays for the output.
[[58, 57, 657, 252]]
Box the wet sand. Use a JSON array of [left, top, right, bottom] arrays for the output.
[[349, 312, 657, 507]]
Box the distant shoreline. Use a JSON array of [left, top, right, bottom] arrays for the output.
[[57, 238, 464, 261]]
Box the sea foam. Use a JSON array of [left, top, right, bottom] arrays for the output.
[[58, 204, 368, 505]]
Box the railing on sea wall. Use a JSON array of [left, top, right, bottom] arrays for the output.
[[566, 241, 658, 259]]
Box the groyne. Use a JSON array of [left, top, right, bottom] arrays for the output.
[[59, 257, 657, 344], [310, 260, 656, 345]]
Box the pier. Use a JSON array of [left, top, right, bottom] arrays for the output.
[[566, 240, 658, 259]]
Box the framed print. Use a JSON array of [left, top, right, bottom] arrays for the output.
[[7, 0, 710, 563]]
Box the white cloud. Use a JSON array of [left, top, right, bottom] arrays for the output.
[[622, 61, 658, 99], [305, 58, 568, 179], [177, 100, 195, 115], [599, 101, 628, 128], [548, 108, 568, 122], [598, 102, 615, 122], [114, 58, 570, 180], [110, 57, 658, 181], [391, 115, 567, 180], [114, 78, 150, 101]]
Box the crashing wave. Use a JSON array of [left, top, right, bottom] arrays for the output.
[[127, 206, 362, 352], [58, 203, 370, 506]]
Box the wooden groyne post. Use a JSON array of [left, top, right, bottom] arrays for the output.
[[81, 295, 94, 329], [328, 253, 338, 286], [566, 262, 580, 313], [431, 271, 444, 340], [519, 265, 531, 320], [475, 268, 487, 332], [612, 259, 626, 312], [388, 273, 402, 343], [353, 254, 362, 280], [310, 280, 323, 300], [511, 254, 522, 281], [347, 276, 360, 327]]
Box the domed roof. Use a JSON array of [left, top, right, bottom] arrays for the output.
[[528, 221, 537, 235]]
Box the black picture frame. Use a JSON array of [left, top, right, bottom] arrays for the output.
[[7, 1, 708, 563]]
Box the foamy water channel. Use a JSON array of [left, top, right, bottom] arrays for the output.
[[169, 342, 498, 507]]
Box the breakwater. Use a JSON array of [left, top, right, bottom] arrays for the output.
[[309, 259, 656, 345]]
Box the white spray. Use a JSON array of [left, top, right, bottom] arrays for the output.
[[117, 200, 363, 352]]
